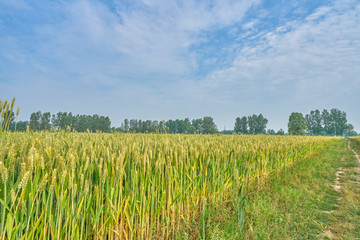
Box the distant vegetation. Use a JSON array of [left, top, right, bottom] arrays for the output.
[[117, 117, 218, 134], [305, 108, 356, 136], [2, 98, 358, 136], [288, 112, 308, 135], [234, 114, 268, 134]]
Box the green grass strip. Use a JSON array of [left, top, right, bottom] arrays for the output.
[[244, 138, 360, 239], [189, 138, 360, 239]]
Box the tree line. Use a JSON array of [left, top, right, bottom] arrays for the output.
[[10, 111, 112, 133], [234, 114, 269, 134], [9, 111, 218, 134], [117, 117, 218, 134], [288, 108, 356, 136], [4, 108, 358, 136], [231, 109, 356, 136]]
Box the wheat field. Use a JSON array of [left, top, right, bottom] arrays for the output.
[[0, 130, 335, 239]]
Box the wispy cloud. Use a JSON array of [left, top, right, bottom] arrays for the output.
[[0, 0, 359, 131], [22, 0, 260, 81], [189, 1, 360, 121]]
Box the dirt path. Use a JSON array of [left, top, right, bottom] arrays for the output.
[[333, 165, 344, 192], [348, 141, 360, 186], [321, 140, 360, 239], [348, 141, 360, 163]]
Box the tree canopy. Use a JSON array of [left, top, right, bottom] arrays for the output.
[[28, 111, 112, 132], [288, 112, 307, 135], [118, 117, 217, 134], [234, 114, 268, 134], [306, 108, 355, 136], [5, 105, 358, 136]]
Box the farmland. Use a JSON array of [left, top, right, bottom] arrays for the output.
[[1, 1, 359, 239], [0, 131, 335, 239]]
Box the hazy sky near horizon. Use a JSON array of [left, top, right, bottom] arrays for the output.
[[1, 0, 359, 131]]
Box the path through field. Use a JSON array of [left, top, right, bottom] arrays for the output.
[[348, 141, 360, 164], [241, 138, 360, 239], [323, 140, 360, 239], [348, 141, 360, 187]]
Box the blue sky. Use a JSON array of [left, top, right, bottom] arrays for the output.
[[1, 0, 359, 132]]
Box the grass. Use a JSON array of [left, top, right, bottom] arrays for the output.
[[326, 138, 360, 239], [243, 141, 343, 239], [195, 138, 360, 239]]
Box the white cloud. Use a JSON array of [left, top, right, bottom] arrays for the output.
[[1, 0, 359, 131], [157, 0, 359, 131], [242, 20, 258, 30], [195, 1, 360, 105], [305, 6, 332, 21], [28, 0, 260, 82]]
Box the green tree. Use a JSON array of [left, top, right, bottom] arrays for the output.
[[234, 117, 242, 133], [183, 118, 191, 133], [248, 114, 257, 134], [51, 112, 68, 130], [41, 112, 51, 130], [330, 108, 348, 136], [166, 120, 176, 133], [239, 116, 248, 134], [146, 120, 153, 132], [267, 129, 276, 135], [254, 114, 268, 134], [277, 129, 285, 135], [202, 116, 217, 134], [30, 111, 41, 130], [159, 120, 166, 133], [247, 114, 267, 134], [318, 108, 352, 136], [306, 109, 322, 135], [129, 119, 137, 132], [321, 109, 333, 135], [288, 112, 307, 135], [192, 118, 203, 134], [11, 121, 28, 131], [344, 124, 356, 136], [124, 119, 129, 132], [188, 125, 196, 134]]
